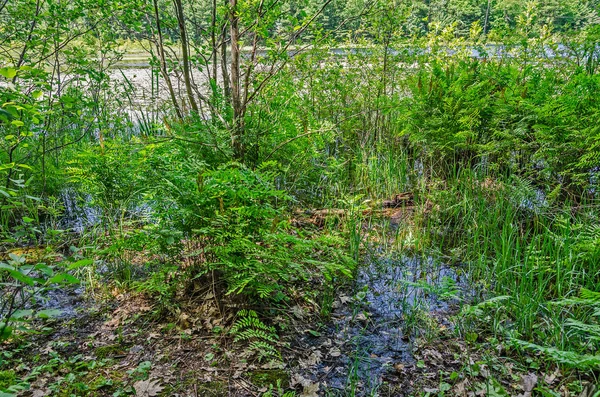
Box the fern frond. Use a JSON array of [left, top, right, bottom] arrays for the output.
[[514, 339, 600, 371], [230, 310, 280, 362]]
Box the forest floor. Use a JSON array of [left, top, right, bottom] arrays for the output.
[[1, 204, 593, 397]]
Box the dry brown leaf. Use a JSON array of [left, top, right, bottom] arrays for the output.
[[339, 295, 351, 304], [516, 373, 538, 397], [292, 305, 305, 319], [578, 383, 597, 397], [301, 382, 320, 397], [329, 347, 341, 357], [454, 380, 468, 397], [133, 379, 164, 397], [31, 389, 50, 397], [300, 351, 322, 367], [522, 373, 538, 392], [544, 368, 560, 385], [355, 312, 368, 321], [423, 349, 444, 365]]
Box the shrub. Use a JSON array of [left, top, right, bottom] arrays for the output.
[[154, 162, 354, 302]]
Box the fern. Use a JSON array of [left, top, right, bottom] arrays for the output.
[[460, 295, 512, 317], [231, 310, 280, 362], [513, 288, 600, 370], [564, 319, 600, 342], [513, 340, 600, 371]]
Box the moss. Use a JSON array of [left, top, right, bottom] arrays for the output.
[[54, 365, 127, 396], [158, 375, 228, 397], [192, 381, 228, 397], [94, 344, 127, 359], [4, 247, 48, 263], [247, 369, 290, 389], [0, 370, 16, 390]]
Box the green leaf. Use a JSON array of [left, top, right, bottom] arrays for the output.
[[10, 309, 34, 319], [8, 270, 35, 286], [8, 253, 26, 264], [0, 325, 13, 341], [32, 90, 43, 100], [67, 258, 93, 270], [0, 108, 13, 121], [0, 162, 15, 171], [22, 216, 34, 223], [37, 309, 63, 319], [11, 120, 24, 127], [0, 67, 17, 79], [48, 273, 80, 284], [34, 263, 54, 277]]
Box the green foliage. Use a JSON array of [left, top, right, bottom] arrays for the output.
[[0, 186, 87, 341], [513, 340, 600, 371], [134, 265, 180, 317], [423, 173, 600, 372], [401, 41, 600, 197], [510, 288, 600, 370], [67, 141, 153, 233], [0, 176, 42, 245], [151, 162, 354, 302], [0, 252, 86, 341], [231, 310, 280, 362], [3, 0, 600, 392]]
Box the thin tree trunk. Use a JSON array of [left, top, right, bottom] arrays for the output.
[[483, 0, 492, 35], [13, 0, 41, 82], [230, 0, 244, 161], [209, 0, 219, 121], [220, 22, 231, 100], [211, 0, 218, 84], [153, 0, 183, 119], [173, 0, 199, 114], [219, 0, 231, 104]]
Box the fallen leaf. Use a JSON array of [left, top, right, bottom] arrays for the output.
[[522, 373, 538, 392], [516, 373, 538, 397], [578, 383, 597, 397], [355, 312, 368, 321], [329, 347, 341, 357], [544, 368, 560, 385], [134, 379, 164, 397], [454, 380, 468, 397], [301, 382, 320, 397], [339, 295, 351, 304], [261, 360, 285, 370], [292, 305, 305, 319], [300, 351, 322, 367]]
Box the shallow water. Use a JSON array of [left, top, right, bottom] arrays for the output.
[[292, 253, 469, 396]]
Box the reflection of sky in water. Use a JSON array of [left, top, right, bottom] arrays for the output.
[[295, 252, 471, 395], [59, 189, 154, 233]]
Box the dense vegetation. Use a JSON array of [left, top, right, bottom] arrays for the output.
[[1, 0, 600, 396]]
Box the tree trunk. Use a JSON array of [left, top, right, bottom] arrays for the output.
[[211, 0, 218, 84], [229, 0, 244, 162], [153, 0, 183, 119], [173, 0, 199, 114]]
